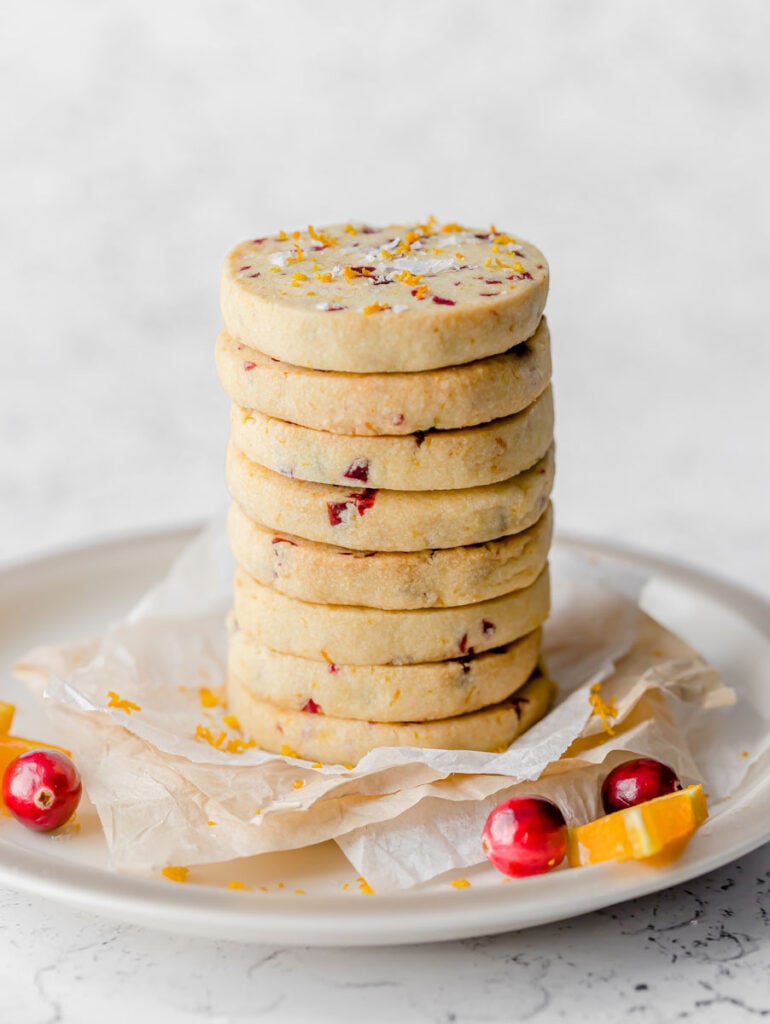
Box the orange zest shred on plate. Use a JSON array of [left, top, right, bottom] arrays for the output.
[[227, 880, 253, 891], [161, 866, 189, 883], [357, 877, 375, 895], [199, 685, 224, 709], [194, 722, 256, 755], [195, 724, 227, 750], [107, 691, 141, 714], [451, 878, 471, 889], [588, 682, 618, 735]]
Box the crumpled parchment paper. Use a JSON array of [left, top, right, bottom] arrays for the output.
[[13, 515, 745, 886]]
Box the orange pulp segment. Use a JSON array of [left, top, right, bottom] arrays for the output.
[[567, 784, 708, 868]]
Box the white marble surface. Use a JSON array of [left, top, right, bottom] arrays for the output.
[[1, 1, 768, 1021]]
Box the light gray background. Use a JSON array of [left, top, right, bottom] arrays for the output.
[[1, 2, 768, 1022]]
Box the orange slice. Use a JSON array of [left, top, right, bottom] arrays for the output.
[[0, 702, 14, 735], [0, 702, 71, 814], [567, 784, 708, 868]]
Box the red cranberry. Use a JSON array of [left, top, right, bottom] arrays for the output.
[[2, 750, 82, 832], [327, 501, 349, 526], [601, 758, 682, 813], [343, 458, 370, 483], [301, 698, 322, 714], [352, 489, 377, 515], [327, 489, 378, 526], [482, 797, 567, 877]]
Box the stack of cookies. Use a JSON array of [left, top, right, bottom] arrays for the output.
[[216, 220, 556, 765]]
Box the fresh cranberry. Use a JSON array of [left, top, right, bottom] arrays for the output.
[[601, 758, 682, 813], [482, 797, 567, 877], [2, 750, 82, 832]]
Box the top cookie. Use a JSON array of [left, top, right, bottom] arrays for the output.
[[221, 219, 549, 372]]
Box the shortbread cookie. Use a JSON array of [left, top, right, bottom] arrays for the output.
[[232, 565, 550, 665], [230, 386, 553, 491], [214, 318, 551, 436], [226, 669, 556, 764], [221, 221, 549, 372], [226, 443, 554, 551], [227, 501, 553, 609], [228, 627, 542, 722]]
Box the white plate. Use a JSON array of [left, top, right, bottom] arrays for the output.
[[0, 528, 768, 946]]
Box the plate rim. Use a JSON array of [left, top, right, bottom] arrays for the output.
[[0, 525, 768, 945]]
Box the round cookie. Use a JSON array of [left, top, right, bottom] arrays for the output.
[[214, 318, 551, 436], [227, 501, 553, 610], [226, 442, 555, 552], [221, 221, 549, 372], [232, 565, 550, 665], [230, 386, 553, 491], [228, 627, 542, 722], [226, 669, 556, 765]]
